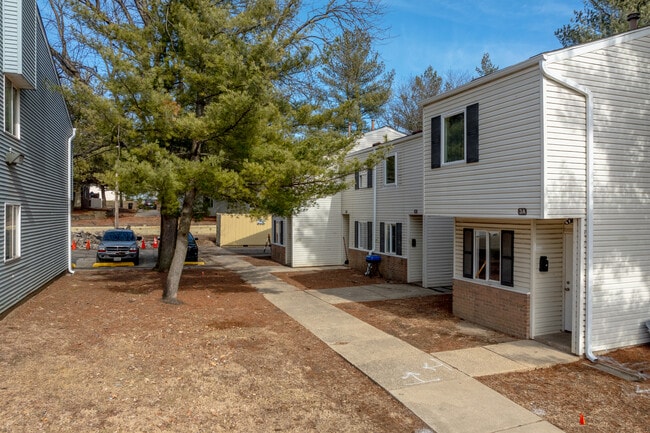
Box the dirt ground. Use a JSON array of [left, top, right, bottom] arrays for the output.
[[270, 268, 650, 433], [0, 269, 430, 433], [4, 210, 648, 432]]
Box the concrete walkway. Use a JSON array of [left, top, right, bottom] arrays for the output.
[[217, 255, 578, 433]]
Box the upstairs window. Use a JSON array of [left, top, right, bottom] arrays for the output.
[[385, 154, 396, 185], [354, 168, 373, 189], [444, 112, 465, 163], [431, 103, 479, 168], [4, 77, 20, 138], [4, 204, 21, 261]]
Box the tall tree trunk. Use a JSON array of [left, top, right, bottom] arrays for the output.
[[155, 213, 178, 271], [162, 187, 196, 303]]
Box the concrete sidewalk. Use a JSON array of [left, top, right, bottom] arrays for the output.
[[218, 255, 577, 433]]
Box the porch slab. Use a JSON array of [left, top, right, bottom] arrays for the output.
[[485, 340, 579, 369]]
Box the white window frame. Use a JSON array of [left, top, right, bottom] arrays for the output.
[[442, 110, 465, 164], [4, 203, 21, 261], [4, 77, 20, 138], [474, 230, 500, 283], [385, 222, 397, 254], [354, 221, 372, 251], [272, 218, 284, 246], [384, 154, 396, 185], [355, 168, 373, 189]]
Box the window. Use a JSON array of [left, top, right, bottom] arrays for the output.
[[462, 228, 513, 287], [4, 204, 21, 261], [4, 77, 20, 137], [354, 221, 373, 250], [385, 154, 396, 185], [379, 222, 402, 255], [431, 103, 479, 168], [354, 168, 373, 189], [273, 219, 284, 245], [444, 112, 465, 163]]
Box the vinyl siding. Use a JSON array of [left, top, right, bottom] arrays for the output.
[[2, 0, 21, 73], [342, 149, 373, 252], [543, 81, 587, 218], [422, 215, 453, 288], [2, 0, 37, 88], [375, 134, 423, 258], [531, 220, 564, 336], [1, 12, 73, 314], [290, 195, 343, 267], [423, 66, 544, 218], [408, 216, 423, 283], [547, 31, 650, 349]]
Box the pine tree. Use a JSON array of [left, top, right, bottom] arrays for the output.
[[555, 0, 649, 47], [317, 28, 394, 132], [58, 0, 383, 303]]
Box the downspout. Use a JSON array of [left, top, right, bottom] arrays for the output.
[[67, 128, 77, 275], [540, 60, 597, 361], [372, 158, 377, 252]]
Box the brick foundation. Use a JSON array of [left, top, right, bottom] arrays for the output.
[[271, 245, 286, 265], [453, 279, 530, 339], [347, 249, 408, 282]]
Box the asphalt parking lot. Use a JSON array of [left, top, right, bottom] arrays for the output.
[[71, 245, 269, 270]]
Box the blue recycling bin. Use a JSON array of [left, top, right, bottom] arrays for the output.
[[365, 254, 381, 277]]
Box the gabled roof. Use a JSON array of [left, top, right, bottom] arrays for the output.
[[422, 25, 650, 107], [350, 126, 406, 153]]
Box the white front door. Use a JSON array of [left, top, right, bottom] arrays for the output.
[[563, 230, 574, 332]]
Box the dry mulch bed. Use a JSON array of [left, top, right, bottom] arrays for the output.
[[271, 267, 650, 433], [0, 269, 429, 433]]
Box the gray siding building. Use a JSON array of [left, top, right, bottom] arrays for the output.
[[1, 0, 74, 314]]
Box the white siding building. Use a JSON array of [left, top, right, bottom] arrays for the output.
[[1, 2, 74, 314], [422, 26, 650, 355]]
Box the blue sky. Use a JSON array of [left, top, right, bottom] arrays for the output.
[[379, 0, 585, 84]]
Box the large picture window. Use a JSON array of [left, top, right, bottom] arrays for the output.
[[379, 222, 402, 256], [462, 228, 513, 287], [4, 204, 21, 261], [4, 77, 20, 137]]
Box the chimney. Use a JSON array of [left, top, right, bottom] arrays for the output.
[[627, 12, 640, 30], [371, 119, 375, 131]]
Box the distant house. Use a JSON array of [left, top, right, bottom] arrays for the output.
[[422, 26, 650, 355], [342, 132, 453, 285], [271, 127, 455, 285], [1, 1, 74, 314], [271, 127, 408, 268]]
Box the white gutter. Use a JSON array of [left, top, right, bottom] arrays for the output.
[[540, 60, 596, 362], [67, 128, 76, 274]]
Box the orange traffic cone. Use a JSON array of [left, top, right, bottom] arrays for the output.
[[579, 413, 585, 425], [152, 237, 158, 248], [141, 239, 146, 249], [71, 241, 77, 250], [85, 239, 91, 250]]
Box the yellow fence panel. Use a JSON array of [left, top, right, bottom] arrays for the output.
[[216, 214, 271, 246]]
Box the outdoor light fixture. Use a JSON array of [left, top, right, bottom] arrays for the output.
[[5, 149, 25, 165]]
